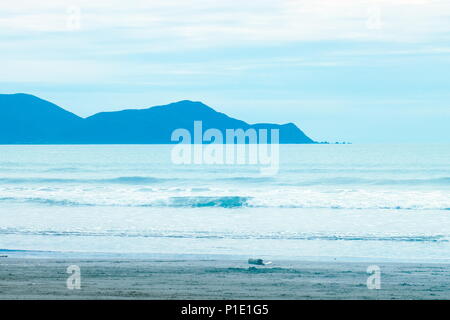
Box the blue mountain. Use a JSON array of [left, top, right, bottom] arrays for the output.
[[0, 93, 315, 144]]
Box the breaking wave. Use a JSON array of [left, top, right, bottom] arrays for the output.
[[0, 176, 168, 185], [287, 177, 450, 186], [0, 227, 448, 243], [0, 193, 449, 210]]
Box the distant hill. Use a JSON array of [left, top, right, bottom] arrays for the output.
[[0, 93, 316, 144], [0, 94, 83, 144]]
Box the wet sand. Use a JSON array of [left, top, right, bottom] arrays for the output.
[[1, 257, 450, 299]]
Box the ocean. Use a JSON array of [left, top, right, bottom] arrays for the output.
[[0, 144, 449, 262]]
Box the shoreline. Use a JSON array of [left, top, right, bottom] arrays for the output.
[[1, 255, 450, 299], [2, 249, 450, 264], [2, 249, 274, 263]]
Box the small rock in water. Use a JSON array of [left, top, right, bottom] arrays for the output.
[[248, 258, 266, 266]]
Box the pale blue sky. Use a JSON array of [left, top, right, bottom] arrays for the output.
[[1, 0, 449, 142]]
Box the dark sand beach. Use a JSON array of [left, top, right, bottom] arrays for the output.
[[1, 257, 449, 299]]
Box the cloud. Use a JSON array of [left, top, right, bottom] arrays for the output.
[[1, 0, 449, 46], [2, 0, 449, 85], [1, 0, 449, 94]]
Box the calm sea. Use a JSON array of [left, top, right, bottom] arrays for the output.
[[0, 144, 449, 261]]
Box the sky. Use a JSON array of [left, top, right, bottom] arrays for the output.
[[1, 0, 449, 143]]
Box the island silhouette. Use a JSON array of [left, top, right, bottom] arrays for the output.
[[0, 93, 315, 144]]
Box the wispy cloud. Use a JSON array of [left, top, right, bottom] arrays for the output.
[[2, 0, 449, 76], [1, 0, 449, 44]]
